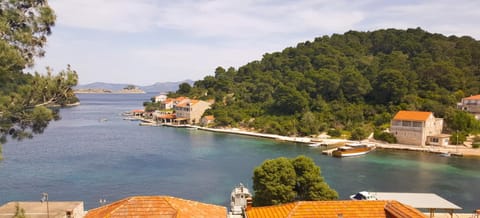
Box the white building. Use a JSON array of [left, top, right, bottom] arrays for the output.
[[458, 94, 480, 120]]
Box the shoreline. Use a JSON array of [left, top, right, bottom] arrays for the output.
[[140, 122, 480, 158]]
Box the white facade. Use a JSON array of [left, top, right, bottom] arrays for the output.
[[458, 94, 480, 120], [154, 94, 167, 103]]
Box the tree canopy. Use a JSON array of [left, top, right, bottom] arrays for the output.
[[252, 155, 338, 206], [175, 28, 480, 137], [0, 0, 78, 159]]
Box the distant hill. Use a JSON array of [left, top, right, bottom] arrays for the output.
[[141, 80, 194, 93], [75, 80, 194, 93]]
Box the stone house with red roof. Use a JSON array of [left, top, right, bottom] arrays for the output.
[[201, 115, 215, 126], [175, 99, 213, 124], [390, 111, 448, 146], [458, 94, 480, 120], [160, 96, 188, 110]]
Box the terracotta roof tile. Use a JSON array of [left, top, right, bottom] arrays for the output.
[[85, 196, 226, 218], [175, 97, 187, 102], [463, 95, 480, 100], [246, 200, 427, 218], [393, 110, 432, 121], [204, 115, 214, 120], [176, 102, 188, 107]]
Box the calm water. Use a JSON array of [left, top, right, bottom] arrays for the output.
[[1, 94, 479, 211]]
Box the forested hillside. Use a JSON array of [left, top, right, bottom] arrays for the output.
[[176, 28, 480, 138]]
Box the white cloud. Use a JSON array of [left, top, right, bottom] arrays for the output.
[[357, 0, 480, 38], [40, 0, 480, 85], [50, 0, 160, 32], [49, 0, 367, 38], [153, 0, 366, 38]]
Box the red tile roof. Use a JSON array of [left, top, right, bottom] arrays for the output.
[[463, 95, 480, 100], [204, 115, 214, 121], [384, 201, 428, 218], [175, 96, 187, 102], [393, 110, 432, 121], [85, 196, 226, 218], [246, 200, 427, 218]]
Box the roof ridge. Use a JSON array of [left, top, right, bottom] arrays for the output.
[[286, 201, 301, 218], [98, 196, 132, 216], [162, 196, 178, 215]]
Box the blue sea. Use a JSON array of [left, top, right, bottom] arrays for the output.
[[1, 93, 479, 212]]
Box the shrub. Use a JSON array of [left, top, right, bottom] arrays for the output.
[[374, 130, 397, 143], [350, 128, 367, 140], [449, 131, 467, 145], [327, 129, 341, 137]]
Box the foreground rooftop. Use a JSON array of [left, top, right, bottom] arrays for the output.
[[85, 195, 227, 218], [245, 200, 427, 218]]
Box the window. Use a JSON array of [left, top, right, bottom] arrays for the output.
[[412, 121, 422, 127]]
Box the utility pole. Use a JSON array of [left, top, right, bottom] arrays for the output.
[[456, 130, 459, 153], [41, 192, 49, 218]]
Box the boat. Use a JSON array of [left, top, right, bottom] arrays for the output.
[[229, 183, 252, 216], [350, 191, 377, 200], [332, 142, 375, 157], [123, 116, 140, 121], [308, 142, 323, 147], [439, 152, 451, 157]]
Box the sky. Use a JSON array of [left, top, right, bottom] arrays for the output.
[[32, 0, 480, 86]]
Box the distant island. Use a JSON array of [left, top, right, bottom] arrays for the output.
[[74, 88, 146, 94], [74, 80, 194, 94], [75, 85, 145, 94]]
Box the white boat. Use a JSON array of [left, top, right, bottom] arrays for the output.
[[229, 183, 252, 216], [123, 116, 140, 121], [332, 142, 376, 157], [308, 142, 323, 147], [350, 191, 377, 200]]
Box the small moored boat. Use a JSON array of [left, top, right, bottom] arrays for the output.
[[350, 191, 377, 200], [332, 142, 375, 157], [439, 152, 451, 157], [229, 183, 252, 216]]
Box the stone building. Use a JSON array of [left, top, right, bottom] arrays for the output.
[[174, 99, 213, 124], [390, 110, 446, 146]]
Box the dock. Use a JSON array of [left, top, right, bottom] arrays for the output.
[[322, 148, 337, 156]]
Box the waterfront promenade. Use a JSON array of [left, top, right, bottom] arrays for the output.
[[162, 124, 480, 158]]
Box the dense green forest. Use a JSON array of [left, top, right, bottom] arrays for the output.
[[175, 28, 480, 139], [0, 0, 78, 159]]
